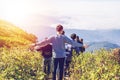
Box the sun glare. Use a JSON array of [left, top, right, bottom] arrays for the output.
[[2, 0, 27, 23], [1, 0, 49, 26]]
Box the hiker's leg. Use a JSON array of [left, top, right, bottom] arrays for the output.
[[67, 61, 71, 76], [65, 59, 69, 76], [53, 58, 59, 80], [47, 58, 52, 75], [59, 58, 65, 80], [64, 57, 68, 76], [43, 58, 47, 74]]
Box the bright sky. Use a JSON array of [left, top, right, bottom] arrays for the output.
[[0, 0, 120, 31]]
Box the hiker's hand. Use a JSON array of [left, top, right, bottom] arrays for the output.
[[83, 44, 89, 48], [34, 46, 41, 51], [29, 43, 36, 51]]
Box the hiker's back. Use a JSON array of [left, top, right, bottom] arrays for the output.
[[41, 44, 52, 58], [51, 35, 66, 58]]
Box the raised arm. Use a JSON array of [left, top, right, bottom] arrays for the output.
[[63, 36, 83, 47], [31, 37, 53, 48]]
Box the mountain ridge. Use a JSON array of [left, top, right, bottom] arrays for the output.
[[86, 41, 120, 52], [0, 20, 37, 47]]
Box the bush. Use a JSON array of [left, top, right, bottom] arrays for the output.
[[0, 47, 45, 80], [113, 48, 120, 64], [70, 49, 120, 80], [0, 47, 120, 80]]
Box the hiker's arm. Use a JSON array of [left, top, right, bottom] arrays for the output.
[[63, 36, 83, 47], [33, 37, 53, 48], [36, 39, 52, 47]]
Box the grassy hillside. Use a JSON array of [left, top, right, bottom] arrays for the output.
[[0, 20, 37, 47]]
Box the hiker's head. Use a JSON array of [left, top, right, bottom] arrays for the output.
[[70, 33, 76, 40], [76, 36, 79, 39], [75, 36, 79, 41], [44, 37, 48, 40], [56, 24, 63, 34], [80, 38, 83, 42], [62, 31, 65, 35]]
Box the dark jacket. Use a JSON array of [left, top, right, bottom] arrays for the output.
[[37, 44, 52, 58]]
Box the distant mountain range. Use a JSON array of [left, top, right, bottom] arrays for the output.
[[33, 27, 120, 51], [65, 29, 120, 45], [65, 29, 120, 51], [34, 26, 120, 45], [85, 41, 120, 52]]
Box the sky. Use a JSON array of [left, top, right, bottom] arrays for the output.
[[0, 0, 120, 33]]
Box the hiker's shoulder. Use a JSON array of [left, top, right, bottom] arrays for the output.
[[62, 35, 70, 40], [48, 35, 56, 40]]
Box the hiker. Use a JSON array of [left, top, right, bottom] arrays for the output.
[[62, 31, 72, 77], [33, 38, 52, 80], [76, 36, 85, 53], [79, 38, 85, 53], [70, 33, 80, 54], [61, 30, 71, 77], [61, 30, 65, 35], [63, 34, 80, 76], [31, 24, 84, 80], [64, 43, 72, 77]]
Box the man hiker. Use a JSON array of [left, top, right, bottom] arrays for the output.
[[35, 44, 52, 79], [32, 38, 52, 80]]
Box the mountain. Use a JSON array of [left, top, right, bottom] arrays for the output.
[[65, 29, 120, 45], [0, 20, 37, 48], [86, 41, 120, 52]]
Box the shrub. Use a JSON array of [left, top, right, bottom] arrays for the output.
[[0, 47, 45, 80], [70, 49, 120, 80], [113, 48, 120, 64]]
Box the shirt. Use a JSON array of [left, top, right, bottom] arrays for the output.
[[41, 44, 52, 58], [37, 34, 83, 58]]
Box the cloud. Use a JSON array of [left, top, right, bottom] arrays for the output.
[[1, 0, 120, 30], [50, 1, 120, 30]]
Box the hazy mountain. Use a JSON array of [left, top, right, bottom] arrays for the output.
[[0, 20, 37, 47], [86, 41, 120, 52], [65, 29, 120, 51], [65, 29, 120, 45]]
